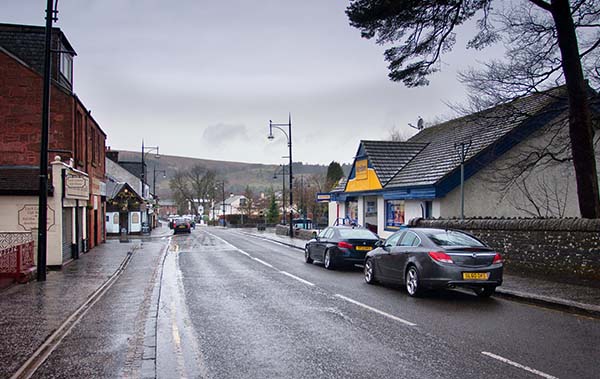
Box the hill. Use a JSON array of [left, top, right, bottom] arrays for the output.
[[115, 151, 350, 198]]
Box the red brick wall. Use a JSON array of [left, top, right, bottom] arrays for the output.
[[0, 50, 73, 166], [1, 50, 107, 246]]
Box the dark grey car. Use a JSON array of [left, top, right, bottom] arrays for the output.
[[305, 226, 379, 270], [364, 228, 503, 297]]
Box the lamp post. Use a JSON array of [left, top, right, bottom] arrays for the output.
[[152, 166, 167, 197], [215, 181, 225, 226], [141, 140, 159, 198], [36, 0, 58, 281], [268, 114, 293, 238], [273, 164, 288, 225], [454, 140, 472, 219]]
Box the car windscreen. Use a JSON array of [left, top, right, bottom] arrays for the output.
[[424, 230, 485, 247], [337, 228, 377, 240]]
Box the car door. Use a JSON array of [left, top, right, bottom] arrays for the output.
[[314, 228, 333, 261], [388, 230, 422, 280], [377, 231, 404, 280]]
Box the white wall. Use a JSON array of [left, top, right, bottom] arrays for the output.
[[106, 212, 120, 234]]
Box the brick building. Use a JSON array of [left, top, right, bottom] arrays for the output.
[[0, 23, 107, 256]]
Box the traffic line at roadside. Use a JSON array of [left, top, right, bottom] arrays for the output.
[[481, 352, 558, 379], [335, 294, 417, 326]]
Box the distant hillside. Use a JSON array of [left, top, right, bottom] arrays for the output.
[[115, 151, 351, 198]]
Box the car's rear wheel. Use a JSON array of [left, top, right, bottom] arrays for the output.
[[324, 250, 335, 270], [473, 286, 496, 298], [405, 265, 422, 297], [364, 258, 376, 284], [304, 246, 313, 264]]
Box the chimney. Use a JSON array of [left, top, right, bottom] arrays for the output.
[[106, 149, 119, 163]]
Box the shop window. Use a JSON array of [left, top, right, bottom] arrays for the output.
[[385, 200, 405, 230], [365, 201, 377, 216]]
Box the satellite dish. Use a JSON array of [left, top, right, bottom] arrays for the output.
[[408, 116, 424, 130]]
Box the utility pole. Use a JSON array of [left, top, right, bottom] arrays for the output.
[[36, 0, 57, 281]]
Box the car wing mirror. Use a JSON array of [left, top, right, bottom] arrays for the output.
[[375, 239, 384, 247]]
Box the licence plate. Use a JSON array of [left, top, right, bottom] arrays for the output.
[[355, 246, 372, 251], [178, 225, 186, 229], [462, 272, 489, 280]]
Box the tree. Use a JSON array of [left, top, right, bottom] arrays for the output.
[[347, 0, 600, 218], [169, 171, 194, 214], [242, 185, 255, 219], [266, 191, 280, 224], [187, 165, 217, 216], [326, 161, 345, 191]]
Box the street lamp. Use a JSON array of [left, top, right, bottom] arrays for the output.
[[454, 140, 472, 219], [152, 166, 167, 197], [268, 114, 294, 238], [36, 0, 59, 281], [141, 140, 159, 198], [273, 164, 288, 225], [215, 181, 226, 226]]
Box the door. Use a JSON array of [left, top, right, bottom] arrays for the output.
[[314, 228, 334, 261], [377, 231, 404, 279], [389, 230, 422, 280], [119, 212, 128, 234]]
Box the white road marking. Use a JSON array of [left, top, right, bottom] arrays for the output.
[[334, 294, 417, 326], [280, 271, 315, 286], [481, 352, 558, 379], [253, 257, 274, 268]]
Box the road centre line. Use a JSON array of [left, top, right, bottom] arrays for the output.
[[252, 257, 274, 268], [279, 271, 315, 286], [335, 294, 417, 327], [481, 352, 558, 379]]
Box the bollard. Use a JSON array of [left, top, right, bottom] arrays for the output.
[[120, 228, 129, 243]]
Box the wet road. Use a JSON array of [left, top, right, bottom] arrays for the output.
[[14, 228, 598, 378], [157, 228, 600, 379]]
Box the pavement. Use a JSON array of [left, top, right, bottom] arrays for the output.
[[0, 224, 172, 378], [241, 227, 600, 318]]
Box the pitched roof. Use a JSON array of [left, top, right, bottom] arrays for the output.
[[386, 87, 571, 188], [0, 23, 76, 77], [0, 166, 52, 195], [360, 140, 428, 185]]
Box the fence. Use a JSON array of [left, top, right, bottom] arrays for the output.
[[0, 232, 35, 283]]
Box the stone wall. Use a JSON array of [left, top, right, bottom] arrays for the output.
[[412, 218, 600, 282], [275, 224, 316, 240]]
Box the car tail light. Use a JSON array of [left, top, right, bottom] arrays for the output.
[[338, 241, 353, 249], [428, 251, 454, 264], [493, 253, 503, 264]]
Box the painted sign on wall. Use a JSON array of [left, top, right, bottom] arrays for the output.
[[18, 205, 56, 231], [355, 159, 368, 180]]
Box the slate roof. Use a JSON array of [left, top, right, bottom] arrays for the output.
[[0, 23, 76, 77], [106, 180, 141, 200], [0, 166, 52, 195], [360, 141, 428, 186], [386, 87, 571, 188], [330, 177, 347, 193]]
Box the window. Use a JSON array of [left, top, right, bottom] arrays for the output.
[[337, 228, 378, 239], [425, 230, 485, 247], [385, 200, 405, 230], [60, 46, 73, 83], [384, 231, 404, 247], [399, 231, 421, 247]]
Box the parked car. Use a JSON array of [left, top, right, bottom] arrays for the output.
[[364, 228, 503, 297], [305, 226, 379, 270], [172, 218, 192, 234]]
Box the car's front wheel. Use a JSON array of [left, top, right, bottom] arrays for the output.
[[323, 250, 335, 270], [473, 286, 496, 298], [304, 246, 313, 264], [405, 265, 422, 297], [364, 258, 376, 284]]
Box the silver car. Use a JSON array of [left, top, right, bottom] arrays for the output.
[[364, 228, 503, 297]]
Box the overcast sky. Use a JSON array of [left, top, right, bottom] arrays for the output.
[[2, 0, 496, 165]]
